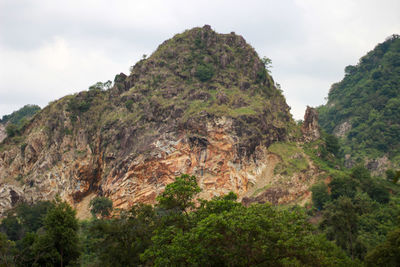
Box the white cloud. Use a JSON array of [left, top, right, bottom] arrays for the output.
[[0, 36, 133, 112]]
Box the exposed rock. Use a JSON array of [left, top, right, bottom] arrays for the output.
[[301, 106, 320, 142], [216, 91, 228, 105], [242, 187, 289, 206], [344, 154, 355, 169], [242, 149, 319, 206], [0, 123, 5, 143], [187, 90, 211, 101], [333, 120, 352, 138], [232, 97, 248, 108], [0, 185, 25, 210], [365, 156, 390, 176]]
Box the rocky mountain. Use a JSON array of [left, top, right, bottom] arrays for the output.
[[318, 34, 400, 173], [0, 25, 321, 218]]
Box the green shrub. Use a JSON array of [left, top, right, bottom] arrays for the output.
[[195, 64, 214, 82], [5, 123, 18, 137], [125, 100, 134, 111], [256, 68, 267, 83], [325, 134, 340, 157], [311, 182, 330, 210], [90, 197, 113, 218]]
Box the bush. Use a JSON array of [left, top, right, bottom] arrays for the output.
[[311, 182, 330, 210], [330, 176, 357, 200], [125, 100, 134, 111], [325, 134, 340, 157], [386, 169, 400, 183], [90, 197, 113, 218], [195, 64, 214, 82], [366, 182, 390, 204], [5, 123, 18, 137], [256, 68, 267, 83]]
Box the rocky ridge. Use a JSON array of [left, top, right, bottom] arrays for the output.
[[0, 25, 322, 218]]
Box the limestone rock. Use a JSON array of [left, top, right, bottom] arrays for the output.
[[333, 120, 352, 138], [0, 123, 6, 143], [301, 106, 320, 142]]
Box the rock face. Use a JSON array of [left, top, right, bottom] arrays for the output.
[[333, 120, 352, 138], [301, 106, 320, 142], [0, 123, 6, 143], [0, 26, 317, 217]]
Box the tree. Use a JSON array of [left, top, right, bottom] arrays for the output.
[[350, 165, 371, 181], [261, 56, 272, 73], [90, 197, 113, 218], [0, 214, 23, 242], [32, 198, 80, 267], [386, 169, 400, 184], [90, 204, 157, 266], [311, 182, 330, 210], [329, 176, 357, 200], [364, 227, 400, 266], [0, 233, 16, 267], [156, 174, 201, 214], [88, 80, 112, 91], [143, 204, 355, 266], [344, 65, 357, 75], [5, 123, 18, 137], [325, 134, 340, 157], [320, 197, 360, 259], [16, 201, 54, 233], [366, 182, 390, 204]]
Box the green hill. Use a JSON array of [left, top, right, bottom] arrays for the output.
[[318, 34, 400, 167], [0, 104, 41, 126]]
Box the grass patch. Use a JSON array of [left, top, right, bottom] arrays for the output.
[[269, 142, 309, 177]]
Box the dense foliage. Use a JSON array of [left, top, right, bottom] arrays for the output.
[[0, 105, 41, 125], [0, 198, 80, 266], [0, 175, 364, 266], [1, 104, 41, 138], [1, 170, 398, 266], [318, 34, 400, 162], [89, 197, 113, 218], [310, 165, 400, 261]]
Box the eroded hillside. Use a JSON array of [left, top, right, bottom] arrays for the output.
[[0, 25, 322, 218]]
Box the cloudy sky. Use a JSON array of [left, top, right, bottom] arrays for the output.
[[1, 0, 399, 120]]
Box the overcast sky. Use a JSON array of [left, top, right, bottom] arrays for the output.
[[1, 0, 399, 120]]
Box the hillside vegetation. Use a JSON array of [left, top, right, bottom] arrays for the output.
[[0, 105, 41, 138], [318, 34, 400, 165]]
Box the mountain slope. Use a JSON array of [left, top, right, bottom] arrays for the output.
[[0, 104, 41, 142], [0, 25, 320, 217], [318, 34, 400, 170]]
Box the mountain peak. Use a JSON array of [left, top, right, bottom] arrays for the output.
[[0, 26, 294, 217]]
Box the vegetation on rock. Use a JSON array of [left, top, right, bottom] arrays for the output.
[[318, 34, 400, 166], [1, 104, 41, 138]]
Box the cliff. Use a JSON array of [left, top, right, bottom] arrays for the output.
[[0, 25, 320, 218]]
